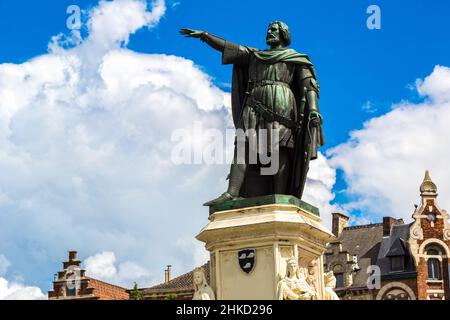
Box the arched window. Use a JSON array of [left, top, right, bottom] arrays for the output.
[[425, 245, 442, 280]]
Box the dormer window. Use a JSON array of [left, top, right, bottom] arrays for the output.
[[335, 273, 344, 288], [390, 256, 404, 272], [332, 264, 345, 288]]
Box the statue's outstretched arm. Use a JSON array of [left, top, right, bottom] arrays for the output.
[[180, 28, 226, 52]]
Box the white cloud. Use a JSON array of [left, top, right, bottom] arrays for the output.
[[87, 0, 166, 48], [0, 0, 232, 292], [85, 252, 118, 279], [0, 254, 45, 300], [0, 0, 336, 295], [329, 65, 450, 223], [303, 152, 338, 229], [85, 251, 151, 287], [0, 278, 46, 300], [417, 65, 450, 103]]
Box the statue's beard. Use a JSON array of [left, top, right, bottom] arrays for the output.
[[266, 37, 281, 47]]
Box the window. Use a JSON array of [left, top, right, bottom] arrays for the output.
[[335, 273, 344, 288], [427, 259, 441, 280], [425, 245, 443, 280], [65, 283, 76, 296], [332, 264, 345, 288], [390, 256, 404, 272]]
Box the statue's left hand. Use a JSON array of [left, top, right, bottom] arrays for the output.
[[309, 111, 323, 127], [180, 28, 205, 39]]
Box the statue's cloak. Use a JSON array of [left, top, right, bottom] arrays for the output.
[[229, 47, 325, 200]]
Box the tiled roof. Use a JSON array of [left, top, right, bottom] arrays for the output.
[[86, 277, 130, 300], [344, 223, 383, 230], [338, 223, 384, 286], [141, 262, 210, 294], [330, 220, 417, 288], [85, 277, 128, 291], [377, 223, 415, 275]]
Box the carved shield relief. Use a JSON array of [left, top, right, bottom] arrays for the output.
[[238, 249, 256, 274]]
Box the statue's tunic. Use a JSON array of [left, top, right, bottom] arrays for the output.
[[220, 40, 323, 198], [222, 43, 308, 149]]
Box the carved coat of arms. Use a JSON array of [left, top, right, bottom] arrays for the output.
[[238, 249, 256, 274]]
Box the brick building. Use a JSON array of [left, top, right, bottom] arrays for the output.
[[324, 171, 450, 300], [47, 251, 209, 300], [48, 251, 129, 300]]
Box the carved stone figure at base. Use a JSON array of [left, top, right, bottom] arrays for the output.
[[324, 271, 340, 300], [277, 257, 318, 300], [192, 268, 215, 300]]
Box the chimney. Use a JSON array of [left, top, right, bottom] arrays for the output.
[[68, 251, 77, 261], [164, 265, 172, 283], [332, 212, 349, 237], [383, 217, 404, 236]]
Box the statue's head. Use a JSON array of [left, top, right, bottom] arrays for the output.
[[193, 268, 207, 289], [286, 257, 299, 277], [266, 21, 291, 48]]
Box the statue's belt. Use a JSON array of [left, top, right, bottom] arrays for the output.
[[248, 80, 291, 89], [246, 96, 295, 128]]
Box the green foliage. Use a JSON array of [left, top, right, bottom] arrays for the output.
[[130, 282, 142, 300], [164, 293, 177, 300]]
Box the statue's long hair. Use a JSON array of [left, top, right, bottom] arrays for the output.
[[193, 268, 208, 291], [269, 21, 291, 47]]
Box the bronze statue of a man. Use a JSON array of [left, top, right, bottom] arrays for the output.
[[181, 21, 325, 206]]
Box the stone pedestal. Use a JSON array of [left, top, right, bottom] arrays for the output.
[[196, 195, 335, 300]]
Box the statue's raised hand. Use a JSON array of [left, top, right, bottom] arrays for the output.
[[180, 28, 205, 39]]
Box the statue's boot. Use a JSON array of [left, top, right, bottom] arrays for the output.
[[203, 192, 236, 206], [203, 163, 246, 206]]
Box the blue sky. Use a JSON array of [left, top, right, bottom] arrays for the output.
[[2, 0, 449, 139], [2, 0, 449, 203], [0, 0, 450, 298]]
